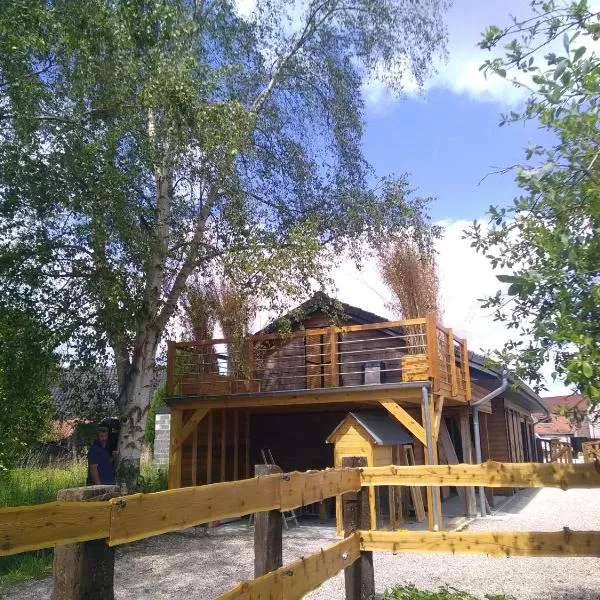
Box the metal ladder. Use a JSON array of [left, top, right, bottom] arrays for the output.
[[260, 448, 299, 529]]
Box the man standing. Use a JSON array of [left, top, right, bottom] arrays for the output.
[[87, 425, 116, 485]]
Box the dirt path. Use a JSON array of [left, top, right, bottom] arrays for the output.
[[3, 488, 600, 599]]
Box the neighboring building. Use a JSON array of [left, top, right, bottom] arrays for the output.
[[162, 292, 549, 528], [534, 414, 575, 443], [540, 394, 600, 439]]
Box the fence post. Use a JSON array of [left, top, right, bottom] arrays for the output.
[[342, 457, 375, 600], [51, 485, 120, 600], [253, 464, 283, 578]]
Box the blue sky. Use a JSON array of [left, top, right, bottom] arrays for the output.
[[331, 0, 570, 395]]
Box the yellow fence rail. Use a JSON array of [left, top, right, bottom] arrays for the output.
[[0, 468, 360, 556], [3, 460, 600, 599]]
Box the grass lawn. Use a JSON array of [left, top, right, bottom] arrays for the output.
[[382, 585, 514, 600], [0, 460, 167, 590]]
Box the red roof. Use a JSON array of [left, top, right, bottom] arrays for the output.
[[543, 394, 588, 412], [535, 414, 574, 436]]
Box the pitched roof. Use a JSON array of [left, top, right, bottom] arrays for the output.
[[327, 411, 415, 446], [542, 394, 588, 412], [535, 414, 574, 436], [256, 291, 390, 334]]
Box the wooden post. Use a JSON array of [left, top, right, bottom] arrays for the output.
[[253, 464, 283, 578], [459, 410, 477, 517], [233, 409, 240, 480], [206, 410, 213, 484], [191, 426, 198, 486], [168, 408, 183, 489], [342, 457, 375, 600], [425, 315, 440, 392], [329, 326, 339, 387], [221, 409, 227, 482], [166, 341, 176, 396], [447, 329, 458, 398], [460, 338, 472, 401], [51, 485, 120, 600]]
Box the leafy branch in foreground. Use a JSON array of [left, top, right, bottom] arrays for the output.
[[466, 0, 600, 404]]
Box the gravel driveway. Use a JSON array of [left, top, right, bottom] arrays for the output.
[[3, 487, 600, 599]]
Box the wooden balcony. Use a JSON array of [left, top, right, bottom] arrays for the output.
[[166, 315, 471, 407]]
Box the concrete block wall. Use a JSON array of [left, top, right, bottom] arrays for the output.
[[154, 408, 171, 465]]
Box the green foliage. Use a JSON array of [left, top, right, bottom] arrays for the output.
[[144, 382, 167, 447], [382, 585, 514, 600], [0, 308, 56, 469], [0, 460, 166, 589], [467, 1, 600, 404], [0, 0, 447, 365]]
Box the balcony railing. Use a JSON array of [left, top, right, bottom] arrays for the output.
[[166, 315, 471, 401]]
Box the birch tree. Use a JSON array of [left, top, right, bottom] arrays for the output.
[[0, 0, 448, 488]]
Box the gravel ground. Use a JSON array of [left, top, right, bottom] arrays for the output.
[[3, 487, 600, 599]]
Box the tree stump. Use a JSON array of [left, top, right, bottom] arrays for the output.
[[51, 485, 120, 600]]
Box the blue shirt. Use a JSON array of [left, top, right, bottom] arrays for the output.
[[87, 441, 115, 485]]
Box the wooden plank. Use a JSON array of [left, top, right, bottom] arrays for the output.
[[166, 341, 176, 395], [403, 446, 425, 522], [191, 427, 198, 486], [380, 400, 427, 447], [169, 385, 424, 411], [426, 315, 440, 392], [329, 326, 339, 387], [360, 529, 600, 558], [245, 412, 251, 479], [447, 329, 458, 397], [460, 339, 471, 401], [172, 407, 209, 452], [433, 395, 444, 441], [359, 461, 600, 489], [109, 476, 282, 546], [207, 410, 213, 484], [0, 501, 112, 557], [218, 534, 361, 600], [168, 408, 183, 489], [438, 420, 466, 505], [336, 318, 427, 333], [233, 410, 239, 480], [280, 469, 361, 512], [221, 409, 227, 482]]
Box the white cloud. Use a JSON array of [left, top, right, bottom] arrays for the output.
[[329, 219, 572, 396]]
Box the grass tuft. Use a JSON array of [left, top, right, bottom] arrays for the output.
[[382, 585, 515, 600], [0, 458, 167, 590]]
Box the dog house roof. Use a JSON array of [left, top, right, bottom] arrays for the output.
[[326, 411, 415, 446]]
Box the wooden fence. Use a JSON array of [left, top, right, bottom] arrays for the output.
[[536, 439, 574, 464], [583, 440, 600, 463], [2, 461, 600, 599]]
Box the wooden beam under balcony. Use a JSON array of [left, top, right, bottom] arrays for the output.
[[167, 382, 431, 411]]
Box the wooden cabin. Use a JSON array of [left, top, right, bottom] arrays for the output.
[[164, 292, 548, 529]]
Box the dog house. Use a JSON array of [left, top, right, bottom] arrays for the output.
[[326, 411, 425, 532]]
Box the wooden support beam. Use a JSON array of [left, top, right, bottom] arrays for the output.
[[233, 410, 240, 480], [438, 420, 466, 505], [168, 409, 183, 489], [254, 464, 283, 578], [191, 427, 198, 487], [245, 412, 251, 479], [360, 529, 600, 558], [342, 457, 375, 600], [206, 410, 213, 484], [447, 328, 458, 397], [426, 315, 440, 392], [221, 409, 227, 482], [459, 410, 477, 517], [166, 341, 176, 396], [433, 395, 444, 441], [380, 400, 427, 446], [460, 338, 472, 401], [172, 408, 209, 452], [329, 326, 339, 387]]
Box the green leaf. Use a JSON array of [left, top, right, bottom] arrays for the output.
[[582, 362, 593, 378]]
